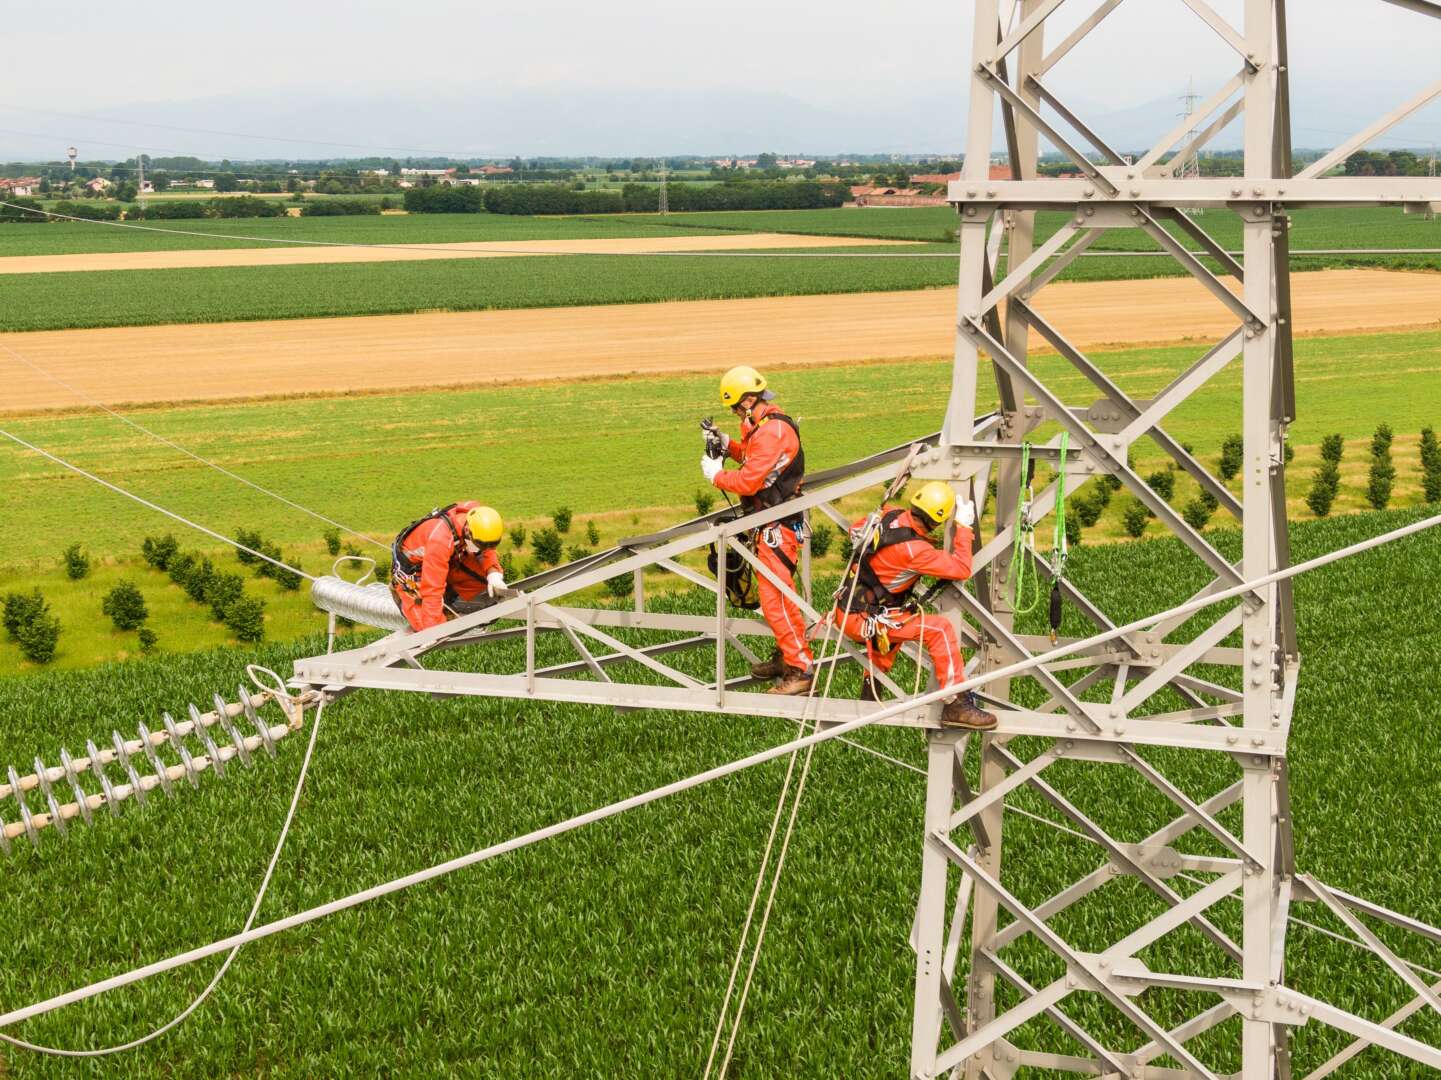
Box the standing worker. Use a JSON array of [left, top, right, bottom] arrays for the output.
[[833, 481, 997, 730], [390, 501, 510, 632], [701, 365, 815, 695]]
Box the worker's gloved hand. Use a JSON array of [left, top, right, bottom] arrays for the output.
[[702, 426, 729, 456], [701, 454, 724, 483], [486, 570, 507, 597], [955, 498, 977, 529]]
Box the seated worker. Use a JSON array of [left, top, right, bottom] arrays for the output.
[[833, 481, 997, 730], [390, 501, 509, 632], [701, 365, 815, 696]]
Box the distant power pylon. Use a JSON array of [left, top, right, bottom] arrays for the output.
[[658, 160, 669, 215]]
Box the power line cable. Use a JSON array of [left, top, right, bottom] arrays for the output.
[[0, 427, 316, 582], [0, 342, 387, 551]]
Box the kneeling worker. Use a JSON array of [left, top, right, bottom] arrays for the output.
[[390, 501, 510, 632], [702, 365, 815, 695], [834, 481, 997, 730]]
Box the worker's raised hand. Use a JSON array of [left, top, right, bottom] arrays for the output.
[[701, 454, 724, 483], [955, 498, 977, 529]]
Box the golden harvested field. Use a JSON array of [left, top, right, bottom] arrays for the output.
[[0, 232, 909, 275], [2, 269, 1437, 412]]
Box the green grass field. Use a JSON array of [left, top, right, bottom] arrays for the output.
[[0, 212, 726, 257], [0, 507, 1436, 1077], [2, 328, 1438, 675]]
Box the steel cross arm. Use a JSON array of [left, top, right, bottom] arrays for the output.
[[1036, 0, 1125, 76], [1137, 71, 1246, 172], [1273, 987, 1441, 1072], [979, 948, 1132, 1075], [1023, 74, 1127, 164], [1380, 0, 1441, 15], [1156, 207, 1246, 280], [533, 633, 712, 681], [1177, 0, 1255, 66], [988, 742, 1244, 963], [1011, 300, 1244, 518], [948, 177, 1441, 209], [1303, 975, 1441, 1080], [1297, 881, 1441, 949], [539, 603, 702, 689], [932, 835, 1226, 1079], [1118, 605, 1244, 712], [1136, 210, 1267, 329], [992, 780, 1245, 951], [963, 317, 1248, 591], [975, 64, 1119, 196], [979, 224, 1079, 313], [320, 451, 922, 668], [1297, 77, 1441, 180], [990, 0, 1069, 63], [1298, 875, 1441, 1022]]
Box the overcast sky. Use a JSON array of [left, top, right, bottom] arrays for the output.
[[2, 0, 1438, 158]]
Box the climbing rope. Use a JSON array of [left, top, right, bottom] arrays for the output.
[[1049, 432, 1070, 644]]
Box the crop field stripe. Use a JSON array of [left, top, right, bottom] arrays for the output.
[[6, 508, 1440, 1040]]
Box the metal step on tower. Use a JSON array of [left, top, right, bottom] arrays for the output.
[[290, 2, 1441, 1076]]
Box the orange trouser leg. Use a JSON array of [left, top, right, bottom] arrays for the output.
[[391, 584, 425, 632], [756, 529, 813, 671], [883, 610, 965, 690]]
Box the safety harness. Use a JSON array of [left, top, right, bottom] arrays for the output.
[[390, 504, 491, 601], [835, 508, 929, 616], [738, 411, 806, 522]]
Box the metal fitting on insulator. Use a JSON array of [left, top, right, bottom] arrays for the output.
[[188, 703, 225, 778], [136, 722, 174, 797], [240, 686, 276, 757], [108, 733, 142, 807], [161, 713, 201, 789], [215, 693, 252, 767], [8, 765, 39, 849], [32, 757, 65, 836], [59, 747, 92, 827]]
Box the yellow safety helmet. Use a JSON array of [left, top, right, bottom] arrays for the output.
[[909, 482, 956, 529], [465, 505, 504, 545], [719, 365, 767, 408]]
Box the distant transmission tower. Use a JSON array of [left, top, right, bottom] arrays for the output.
[[1176, 78, 1204, 216], [657, 159, 669, 215]]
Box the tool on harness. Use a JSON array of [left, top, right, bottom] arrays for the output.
[[706, 541, 761, 610], [1048, 432, 1070, 644]]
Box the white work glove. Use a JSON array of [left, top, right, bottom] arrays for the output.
[[486, 570, 507, 597], [701, 454, 724, 483], [955, 498, 976, 529]]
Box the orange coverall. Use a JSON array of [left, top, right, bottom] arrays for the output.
[[835, 508, 974, 690], [390, 501, 501, 632], [712, 401, 814, 672]]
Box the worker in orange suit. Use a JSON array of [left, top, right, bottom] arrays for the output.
[[701, 366, 815, 695], [390, 501, 509, 632], [833, 481, 997, 730]]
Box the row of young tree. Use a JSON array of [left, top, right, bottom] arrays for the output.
[[1305, 426, 1441, 516]]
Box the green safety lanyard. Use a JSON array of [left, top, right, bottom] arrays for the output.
[[1051, 431, 1070, 577], [1009, 442, 1041, 615]]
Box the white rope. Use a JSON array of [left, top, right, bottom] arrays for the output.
[[0, 201, 956, 259], [0, 341, 388, 552], [2, 509, 1436, 1034], [0, 696, 326, 1056], [0, 426, 317, 582]]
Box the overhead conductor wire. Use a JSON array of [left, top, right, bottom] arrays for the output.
[[0, 341, 387, 552], [0, 509, 1437, 1036]]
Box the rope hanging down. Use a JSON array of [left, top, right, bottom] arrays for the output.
[[1009, 442, 1041, 615], [1049, 432, 1070, 644]]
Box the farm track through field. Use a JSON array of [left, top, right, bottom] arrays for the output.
[[0, 232, 912, 275], [2, 269, 1438, 412]]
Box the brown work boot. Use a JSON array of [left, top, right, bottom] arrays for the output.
[[940, 692, 998, 731], [767, 666, 815, 696], [859, 676, 883, 703], [749, 649, 787, 681]]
